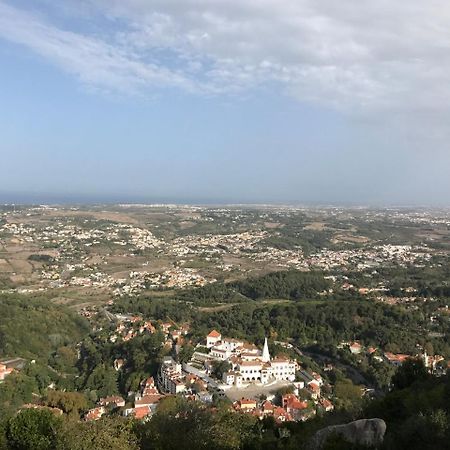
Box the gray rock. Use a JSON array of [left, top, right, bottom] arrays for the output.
[[311, 418, 387, 449]]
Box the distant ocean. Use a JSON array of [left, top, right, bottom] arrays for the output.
[[0, 191, 263, 206], [0, 191, 445, 209]]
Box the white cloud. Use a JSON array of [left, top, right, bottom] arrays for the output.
[[0, 1, 195, 95], [1, 0, 450, 113]]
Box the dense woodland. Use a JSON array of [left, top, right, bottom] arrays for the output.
[[113, 267, 449, 359], [0, 295, 89, 359], [175, 270, 332, 305]]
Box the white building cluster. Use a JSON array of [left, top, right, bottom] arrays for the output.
[[158, 357, 186, 394], [206, 330, 297, 386]]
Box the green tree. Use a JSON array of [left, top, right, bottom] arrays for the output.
[[45, 391, 88, 419], [424, 342, 434, 356], [84, 365, 119, 398], [178, 344, 195, 364], [392, 358, 429, 390], [137, 398, 259, 450], [6, 409, 62, 450], [0, 373, 37, 417], [334, 379, 362, 410], [211, 360, 231, 380], [58, 417, 138, 450]]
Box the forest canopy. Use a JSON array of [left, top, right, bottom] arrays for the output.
[[0, 294, 89, 359]]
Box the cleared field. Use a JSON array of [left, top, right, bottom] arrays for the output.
[[43, 209, 140, 224], [197, 304, 237, 313], [333, 234, 370, 244], [0, 258, 13, 272], [49, 287, 112, 309], [9, 274, 28, 284], [8, 258, 33, 273], [264, 222, 281, 229], [303, 222, 327, 231]]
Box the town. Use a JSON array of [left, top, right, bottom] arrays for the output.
[[0, 205, 446, 300]]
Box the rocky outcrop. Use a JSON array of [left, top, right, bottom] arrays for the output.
[[310, 418, 387, 449]]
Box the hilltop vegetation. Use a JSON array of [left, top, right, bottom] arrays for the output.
[[0, 294, 89, 359], [113, 284, 448, 359], [233, 270, 331, 300], [176, 270, 331, 305]]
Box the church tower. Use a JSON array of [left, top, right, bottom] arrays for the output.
[[262, 337, 271, 362]]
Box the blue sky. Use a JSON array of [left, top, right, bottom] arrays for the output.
[[1, 0, 450, 205]]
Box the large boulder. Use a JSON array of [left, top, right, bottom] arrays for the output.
[[311, 418, 387, 449]]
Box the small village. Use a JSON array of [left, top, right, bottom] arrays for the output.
[[80, 324, 336, 424], [48, 305, 447, 424]]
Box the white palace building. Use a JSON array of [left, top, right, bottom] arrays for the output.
[[206, 330, 297, 387]]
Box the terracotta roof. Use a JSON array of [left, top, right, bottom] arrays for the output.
[[384, 352, 410, 362], [135, 394, 162, 407], [207, 330, 221, 338], [238, 398, 257, 407], [241, 351, 259, 357], [321, 398, 333, 408], [143, 377, 155, 386], [142, 387, 159, 395], [134, 407, 150, 419], [242, 343, 259, 350], [273, 407, 292, 422], [100, 396, 125, 406], [262, 400, 275, 411], [85, 407, 104, 421], [239, 360, 262, 367]]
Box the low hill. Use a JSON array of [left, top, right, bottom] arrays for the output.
[[0, 294, 89, 359]]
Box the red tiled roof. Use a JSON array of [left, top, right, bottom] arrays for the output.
[[143, 377, 155, 387], [384, 352, 410, 362], [100, 395, 125, 406], [142, 387, 159, 396], [135, 394, 162, 407], [208, 330, 221, 338], [134, 407, 150, 419], [85, 407, 104, 421], [240, 398, 257, 405], [273, 407, 292, 422], [262, 400, 275, 411], [282, 394, 307, 411]]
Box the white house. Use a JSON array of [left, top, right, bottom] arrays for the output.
[[206, 330, 222, 348], [223, 370, 243, 387], [206, 331, 297, 386]]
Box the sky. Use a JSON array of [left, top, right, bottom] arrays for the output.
[[1, 0, 450, 205]]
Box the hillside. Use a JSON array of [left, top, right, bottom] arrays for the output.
[[0, 294, 89, 359]]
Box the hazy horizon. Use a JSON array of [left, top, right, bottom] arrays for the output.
[[1, 190, 450, 210]]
